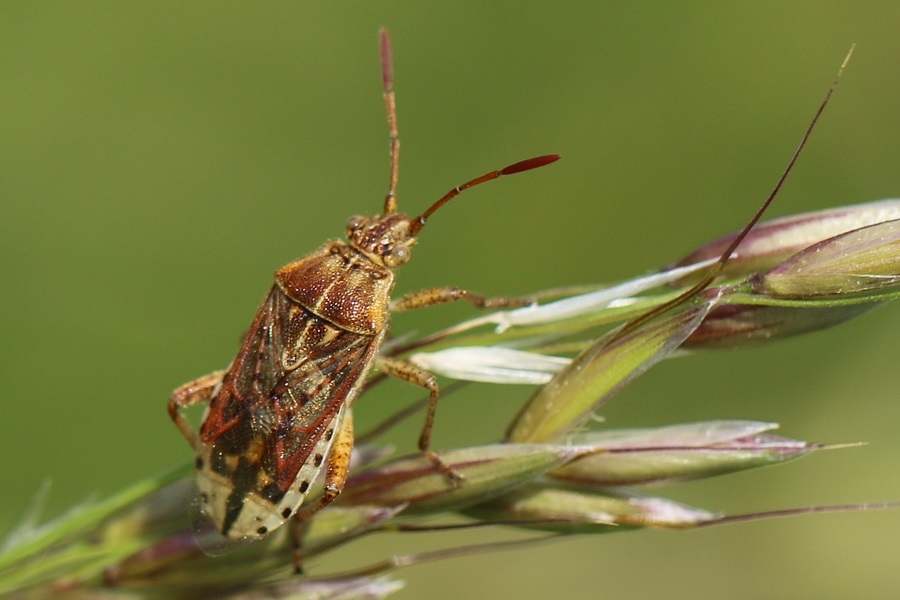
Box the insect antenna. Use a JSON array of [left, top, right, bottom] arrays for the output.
[[409, 154, 561, 236], [380, 28, 400, 216], [377, 30, 559, 230]]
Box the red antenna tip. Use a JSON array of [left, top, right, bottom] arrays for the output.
[[500, 154, 561, 175], [379, 28, 393, 91]]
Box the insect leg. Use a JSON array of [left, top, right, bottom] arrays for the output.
[[167, 370, 226, 448], [376, 355, 463, 483], [290, 409, 355, 573], [390, 287, 531, 312]]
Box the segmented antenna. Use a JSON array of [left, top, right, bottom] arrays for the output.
[[410, 155, 560, 236], [377, 28, 559, 233], [380, 28, 400, 216]]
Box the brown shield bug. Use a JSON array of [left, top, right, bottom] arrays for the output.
[[167, 28, 559, 546]]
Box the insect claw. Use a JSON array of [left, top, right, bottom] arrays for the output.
[[424, 450, 465, 486], [448, 471, 465, 488]]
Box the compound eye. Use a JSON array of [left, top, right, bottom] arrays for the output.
[[388, 245, 410, 266], [347, 216, 366, 231]]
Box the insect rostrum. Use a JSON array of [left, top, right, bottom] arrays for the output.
[[167, 28, 559, 549]]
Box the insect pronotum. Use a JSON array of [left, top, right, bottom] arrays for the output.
[[167, 29, 559, 547]]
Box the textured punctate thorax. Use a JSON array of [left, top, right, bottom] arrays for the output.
[[275, 211, 419, 335], [275, 242, 396, 335]]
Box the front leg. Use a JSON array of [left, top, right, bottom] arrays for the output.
[[390, 286, 530, 312], [377, 355, 462, 483], [167, 370, 226, 448]]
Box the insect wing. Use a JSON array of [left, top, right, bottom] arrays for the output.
[[195, 286, 380, 538]]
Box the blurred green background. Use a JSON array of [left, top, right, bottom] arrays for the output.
[[2, 2, 900, 598]]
